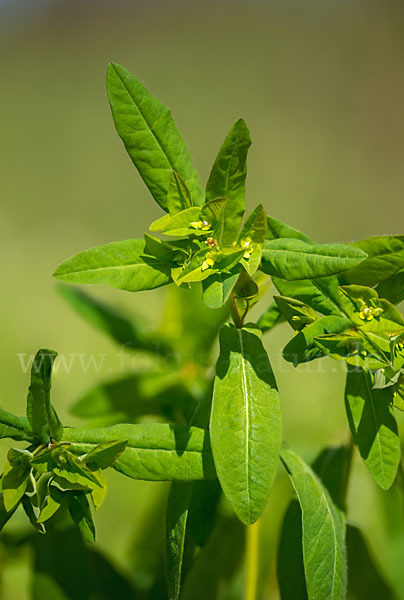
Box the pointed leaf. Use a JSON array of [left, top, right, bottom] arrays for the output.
[[266, 215, 313, 244], [281, 448, 347, 600], [63, 423, 216, 481], [67, 492, 96, 543], [83, 440, 127, 470], [261, 239, 367, 281], [107, 62, 203, 210], [53, 239, 171, 292], [26, 349, 62, 443], [167, 171, 192, 215], [2, 458, 31, 512], [166, 481, 193, 600], [345, 368, 400, 489], [206, 119, 251, 244], [340, 235, 404, 287], [210, 324, 282, 524], [376, 268, 404, 305]]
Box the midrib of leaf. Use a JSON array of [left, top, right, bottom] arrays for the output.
[[265, 248, 351, 260], [60, 261, 167, 275], [238, 329, 251, 522], [363, 371, 386, 480], [113, 64, 175, 172], [224, 128, 240, 194]]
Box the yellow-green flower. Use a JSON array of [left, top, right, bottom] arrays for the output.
[[190, 220, 211, 231], [201, 252, 215, 271], [240, 237, 254, 258], [358, 302, 383, 321]]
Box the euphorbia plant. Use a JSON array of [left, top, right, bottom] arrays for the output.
[[1, 62, 404, 600]]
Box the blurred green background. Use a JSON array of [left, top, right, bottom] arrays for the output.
[[1, 0, 404, 598]]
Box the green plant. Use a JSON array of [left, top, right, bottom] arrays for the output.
[[1, 62, 404, 599]]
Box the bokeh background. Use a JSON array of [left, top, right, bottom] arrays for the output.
[[1, 0, 404, 598]]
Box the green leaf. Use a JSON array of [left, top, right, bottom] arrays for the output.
[[26, 349, 63, 444], [150, 206, 202, 236], [266, 215, 313, 244], [376, 269, 404, 305], [167, 171, 192, 215], [54, 239, 171, 292], [272, 276, 345, 317], [314, 332, 389, 371], [58, 285, 166, 354], [278, 445, 351, 600], [206, 119, 251, 245], [273, 295, 318, 331], [238, 204, 267, 275], [283, 315, 352, 365], [281, 448, 347, 600], [340, 235, 404, 287], [83, 440, 127, 470], [0, 492, 17, 532], [174, 247, 244, 285], [345, 368, 400, 489], [63, 423, 216, 482], [67, 492, 96, 543], [107, 62, 203, 211], [256, 302, 284, 333], [201, 268, 240, 309], [210, 324, 282, 524], [166, 482, 193, 600], [346, 524, 395, 600], [2, 457, 31, 512], [37, 486, 64, 523], [0, 407, 33, 442], [261, 239, 367, 281], [22, 495, 45, 534]]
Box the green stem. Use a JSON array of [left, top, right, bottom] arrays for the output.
[[342, 436, 354, 511], [245, 519, 260, 600]]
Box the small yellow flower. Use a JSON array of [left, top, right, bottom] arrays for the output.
[[359, 302, 383, 321], [190, 220, 211, 231], [240, 237, 254, 258], [201, 252, 215, 271], [205, 237, 218, 248]]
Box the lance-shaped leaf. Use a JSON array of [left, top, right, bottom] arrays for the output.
[[107, 62, 203, 210], [210, 324, 282, 524], [283, 315, 352, 365], [274, 295, 318, 331], [345, 368, 400, 489], [166, 482, 193, 600], [273, 276, 345, 317], [58, 285, 168, 355], [82, 440, 127, 470], [376, 268, 404, 306], [206, 119, 251, 245], [167, 171, 192, 215], [340, 235, 404, 287], [150, 207, 202, 236], [278, 445, 351, 600], [54, 239, 171, 292], [237, 204, 267, 276], [0, 407, 33, 442], [266, 215, 313, 244], [261, 239, 367, 281], [67, 491, 96, 543], [26, 349, 63, 444], [280, 448, 347, 600], [63, 423, 216, 481]]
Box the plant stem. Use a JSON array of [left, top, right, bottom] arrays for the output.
[[245, 520, 260, 600]]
